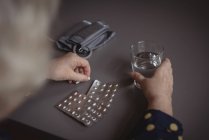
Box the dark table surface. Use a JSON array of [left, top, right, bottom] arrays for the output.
[[10, 1, 209, 140]]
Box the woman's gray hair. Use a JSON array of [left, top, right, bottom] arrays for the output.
[[0, 0, 58, 120]]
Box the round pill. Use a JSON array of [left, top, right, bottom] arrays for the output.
[[77, 107, 81, 110], [78, 94, 82, 97], [93, 103, 97, 106], [77, 100, 81, 104], [86, 120, 91, 125], [68, 109, 71, 112], [111, 94, 115, 97], [74, 92, 78, 96], [73, 98, 77, 102], [109, 99, 113, 102], [107, 89, 110, 92], [68, 102, 72, 105], [105, 94, 108, 97], [63, 106, 66, 109], [83, 96, 87, 100], [58, 104, 62, 107], [98, 106, 102, 110], [92, 117, 97, 121], [64, 100, 67, 103], [113, 89, 117, 92], [92, 91, 96, 94], [103, 84, 106, 87], [103, 108, 107, 112], [88, 99, 91, 103], [81, 117, 86, 121], [89, 95, 93, 98], [109, 85, 112, 87], [87, 107, 91, 110], [94, 87, 97, 90], [96, 97, 100, 101], [100, 89, 104, 92], [72, 111, 75, 115], [115, 84, 119, 87], [97, 113, 102, 118], [107, 104, 111, 108], [69, 96, 73, 99]]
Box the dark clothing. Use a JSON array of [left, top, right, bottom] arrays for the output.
[[133, 110, 183, 140]]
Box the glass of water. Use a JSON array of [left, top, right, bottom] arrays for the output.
[[131, 41, 164, 88]]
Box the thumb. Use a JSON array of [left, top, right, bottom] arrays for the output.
[[130, 72, 145, 84], [69, 72, 90, 82]]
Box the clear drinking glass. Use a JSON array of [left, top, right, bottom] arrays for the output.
[[131, 41, 164, 88]]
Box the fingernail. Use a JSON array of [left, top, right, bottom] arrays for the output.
[[87, 77, 90, 80]]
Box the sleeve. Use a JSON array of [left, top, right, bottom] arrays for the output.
[[132, 109, 183, 140]]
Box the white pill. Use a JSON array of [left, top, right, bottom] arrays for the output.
[[81, 117, 86, 121], [107, 104, 111, 108], [92, 117, 97, 121], [64, 100, 67, 103]]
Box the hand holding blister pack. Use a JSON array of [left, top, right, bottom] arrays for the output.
[[56, 80, 119, 127], [56, 20, 116, 58]]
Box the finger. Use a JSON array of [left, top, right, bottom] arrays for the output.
[[69, 72, 90, 82], [154, 58, 171, 76], [130, 72, 145, 83], [74, 67, 79, 73], [79, 67, 84, 74], [75, 57, 91, 76]]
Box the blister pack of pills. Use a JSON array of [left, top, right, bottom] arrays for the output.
[[56, 80, 119, 127]]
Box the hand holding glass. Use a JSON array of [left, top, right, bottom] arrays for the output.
[[131, 41, 164, 88]]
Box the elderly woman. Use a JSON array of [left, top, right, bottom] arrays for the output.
[[0, 0, 183, 140]]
